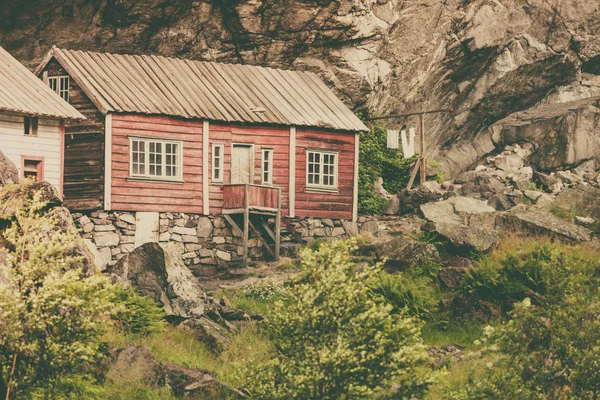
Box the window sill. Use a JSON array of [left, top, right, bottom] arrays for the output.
[[305, 186, 339, 193], [127, 177, 184, 184]]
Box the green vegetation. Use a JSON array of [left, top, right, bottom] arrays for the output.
[[0, 183, 122, 399], [358, 121, 416, 214], [244, 240, 434, 399]]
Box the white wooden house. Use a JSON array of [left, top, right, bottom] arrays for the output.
[[0, 46, 83, 193]]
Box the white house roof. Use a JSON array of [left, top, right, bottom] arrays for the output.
[[0, 46, 84, 120], [35, 47, 367, 132]]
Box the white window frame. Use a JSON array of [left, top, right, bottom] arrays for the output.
[[306, 149, 339, 190], [212, 143, 225, 183], [129, 137, 183, 182], [262, 147, 274, 185], [48, 75, 70, 102]]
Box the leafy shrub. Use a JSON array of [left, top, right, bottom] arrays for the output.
[[459, 243, 590, 313], [0, 182, 122, 399], [244, 240, 434, 399], [111, 289, 166, 336], [358, 121, 416, 214], [369, 272, 438, 320], [447, 244, 600, 399]]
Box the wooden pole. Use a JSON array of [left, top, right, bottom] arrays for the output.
[[419, 113, 426, 185], [275, 188, 281, 262], [243, 185, 249, 267]]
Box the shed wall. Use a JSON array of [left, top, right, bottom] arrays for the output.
[[110, 114, 204, 213], [0, 112, 62, 189], [295, 128, 356, 219], [41, 59, 105, 210]]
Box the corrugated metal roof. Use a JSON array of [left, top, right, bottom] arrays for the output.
[[0, 46, 84, 120], [36, 48, 367, 132]]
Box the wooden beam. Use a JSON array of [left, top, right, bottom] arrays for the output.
[[248, 219, 275, 259], [104, 113, 112, 210], [352, 132, 360, 223], [223, 215, 243, 237], [275, 188, 281, 261], [365, 109, 452, 121], [261, 220, 276, 241], [202, 120, 209, 215], [406, 157, 421, 190], [419, 114, 426, 185], [289, 126, 296, 217], [243, 184, 250, 267]]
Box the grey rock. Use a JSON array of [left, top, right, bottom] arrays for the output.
[[95, 232, 120, 248], [375, 236, 441, 270], [107, 345, 161, 387], [119, 214, 137, 225], [500, 207, 592, 242], [173, 226, 197, 236], [383, 196, 401, 215], [0, 150, 18, 185], [575, 216, 596, 228], [360, 220, 380, 234]]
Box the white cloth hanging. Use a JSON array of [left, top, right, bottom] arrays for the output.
[[401, 128, 416, 158], [386, 129, 399, 149]]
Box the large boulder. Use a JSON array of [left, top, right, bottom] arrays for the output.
[[374, 236, 441, 270], [161, 363, 247, 399], [420, 197, 499, 252], [552, 186, 600, 220], [499, 205, 593, 242], [107, 345, 162, 387], [0, 150, 17, 185], [108, 242, 206, 318], [106, 344, 246, 398], [0, 181, 62, 221]]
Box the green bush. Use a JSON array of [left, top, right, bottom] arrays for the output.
[[459, 244, 588, 313], [0, 182, 122, 399], [358, 121, 416, 214], [111, 289, 166, 336], [244, 240, 434, 399], [446, 244, 600, 399], [369, 272, 438, 320]]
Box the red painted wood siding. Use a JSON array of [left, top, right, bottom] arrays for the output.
[[208, 124, 290, 215], [295, 128, 356, 219], [109, 114, 356, 218], [110, 114, 204, 213]]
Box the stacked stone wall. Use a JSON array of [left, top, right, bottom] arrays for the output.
[[73, 211, 372, 277]]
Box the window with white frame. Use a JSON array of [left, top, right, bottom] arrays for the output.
[[262, 148, 273, 185], [130, 138, 182, 181], [212, 143, 224, 182], [307, 150, 338, 189], [48, 76, 70, 102]]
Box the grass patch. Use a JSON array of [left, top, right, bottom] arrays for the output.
[[104, 384, 178, 400], [421, 319, 485, 349]]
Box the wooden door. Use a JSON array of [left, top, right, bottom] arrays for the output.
[[231, 145, 253, 184]]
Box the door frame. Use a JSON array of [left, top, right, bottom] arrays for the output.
[[231, 143, 255, 184]]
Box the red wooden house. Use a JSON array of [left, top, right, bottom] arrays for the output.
[[35, 48, 367, 228]]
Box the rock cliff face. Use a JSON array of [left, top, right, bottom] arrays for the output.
[[3, 0, 600, 175]]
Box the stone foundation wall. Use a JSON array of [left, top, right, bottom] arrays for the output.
[[73, 211, 370, 277]]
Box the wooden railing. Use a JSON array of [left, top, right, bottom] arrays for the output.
[[223, 184, 281, 212]]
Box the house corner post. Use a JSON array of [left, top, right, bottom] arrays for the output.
[[289, 126, 296, 218], [352, 132, 360, 223], [203, 120, 210, 215], [59, 119, 65, 198], [104, 113, 112, 211]]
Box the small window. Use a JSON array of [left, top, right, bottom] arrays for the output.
[[22, 158, 43, 181], [212, 143, 224, 183], [130, 138, 182, 181], [307, 150, 338, 189], [262, 148, 273, 185], [48, 76, 70, 101], [24, 117, 38, 136]]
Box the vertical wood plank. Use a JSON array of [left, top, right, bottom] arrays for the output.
[[203, 120, 209, 215], [419, 114, 426, 185], [104, 113, 112, 210], [243, 184, 250, 267], [275, 187, 281, 261], [59, 120, 65, 197], [352, 132, 359, 223], [289, 126, 296, 217]]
